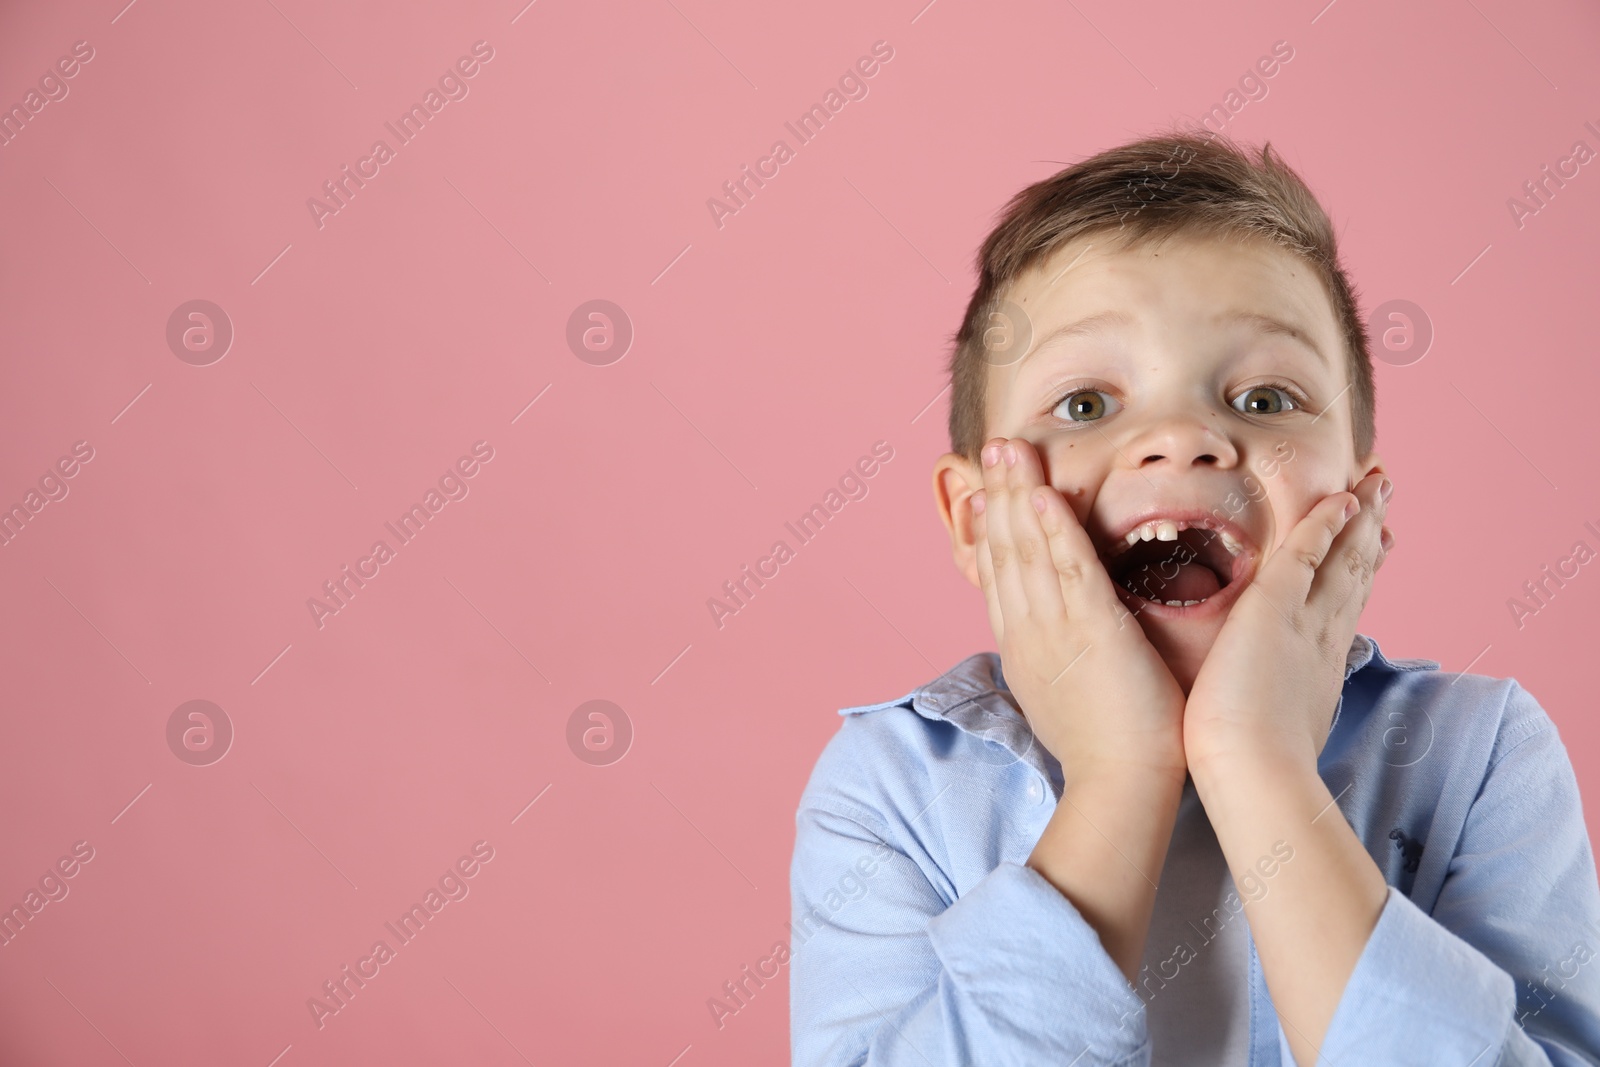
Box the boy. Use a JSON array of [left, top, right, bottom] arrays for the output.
[[788, 128, 1600, 1065]]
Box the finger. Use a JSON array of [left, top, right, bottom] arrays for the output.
[[1004, 438, 1071, 623], [971, 489, 1005, 642], [1255, 490, 1359, 611], [1369, 513, 1395, 574], [1031, 476, 1124, 622], [1309, 471, 1389, 610], [981, 439, 1031, 624]]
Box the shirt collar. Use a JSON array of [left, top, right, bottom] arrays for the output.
[[841, 633, 1396, 717], [838, 634, 1439, 777]]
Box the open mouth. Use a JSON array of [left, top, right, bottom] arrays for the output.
[[1096, 516, 1258, 618]]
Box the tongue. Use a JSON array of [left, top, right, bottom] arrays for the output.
[[1124, 559, 1223, 602]]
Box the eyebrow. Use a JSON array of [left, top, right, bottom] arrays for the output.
[[1018, 308, 1329, 370]]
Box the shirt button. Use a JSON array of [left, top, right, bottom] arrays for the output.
[[1026, 780, 1043, 803]]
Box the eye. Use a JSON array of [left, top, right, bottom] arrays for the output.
[[1052, 388, 1121, 424], [1231, 384, 1300, 416]]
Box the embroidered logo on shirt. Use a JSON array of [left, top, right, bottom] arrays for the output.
[[1388, 827, 1423, 873]]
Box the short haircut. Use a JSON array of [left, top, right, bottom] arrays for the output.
[[945, 124, 1376, 465]]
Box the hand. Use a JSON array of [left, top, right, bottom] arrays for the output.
[[1183, 471, 1395, 777], [972, 437, 1188, 783]]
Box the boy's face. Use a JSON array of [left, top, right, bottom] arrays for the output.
[[933, 230, 1383, 693]]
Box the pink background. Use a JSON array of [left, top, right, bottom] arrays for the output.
[[2, 0, 1598, 1063]]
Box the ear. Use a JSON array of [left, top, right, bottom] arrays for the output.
[[932, 451, 984, 590]]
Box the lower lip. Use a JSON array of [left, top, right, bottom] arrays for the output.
[[1107, 547, 1259, 621]]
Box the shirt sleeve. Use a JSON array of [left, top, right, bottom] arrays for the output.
[[789, 800, 1153, 1067], [1304, 682, 1600, 1066]]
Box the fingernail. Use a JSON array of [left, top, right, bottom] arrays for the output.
[[1343, 497, 1360, 520], [982, 444, 999, 468], [1032, 491, 1047, 514], [1381, 527, 1395, 550], [1003, 444, 1017, 467], [1379, 477, 1393, 502], [972, 491, 986, 515]]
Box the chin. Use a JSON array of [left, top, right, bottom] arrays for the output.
[[1135, 609, 1224, 696]]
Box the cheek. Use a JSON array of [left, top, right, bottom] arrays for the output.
[[1264, 469, 1348, 547], [1041, 441, 1100, 521]]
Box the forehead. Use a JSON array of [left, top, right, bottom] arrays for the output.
[[1002, 230, 1340, 354]]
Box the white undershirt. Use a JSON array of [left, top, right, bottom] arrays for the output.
[[1138, 775, 1254, 1064]]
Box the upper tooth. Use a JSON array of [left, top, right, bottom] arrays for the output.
[[1124, 519, 1179, 545], [1115, 519, 1247, 556], [1111, 518, 1249, 559]]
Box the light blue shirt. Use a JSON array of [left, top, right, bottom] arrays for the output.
[[789, 633, 1600, 1065]]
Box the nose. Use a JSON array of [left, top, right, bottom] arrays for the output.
[[1126, 407, 1239, 470]]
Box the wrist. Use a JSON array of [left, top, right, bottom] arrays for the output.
[[1061, 760, 1190, 819], [1187, 740, 1318, 797], [1069, 752, 1189, 791], [1065, 729, 1189, 784]]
